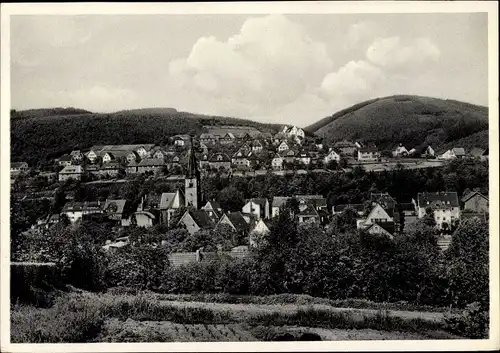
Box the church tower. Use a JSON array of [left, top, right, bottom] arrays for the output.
[[185, 136, 201, 209]]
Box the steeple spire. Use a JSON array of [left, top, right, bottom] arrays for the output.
[[186, 135, 199, 179]]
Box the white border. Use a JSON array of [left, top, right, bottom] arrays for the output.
[[1, 2, 499, 352]]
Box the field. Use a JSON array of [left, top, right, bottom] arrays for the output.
[[11, 291, 463, 343]]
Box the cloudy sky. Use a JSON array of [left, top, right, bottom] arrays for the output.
[[11, 13, 488, 126]]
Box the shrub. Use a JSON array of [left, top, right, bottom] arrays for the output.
[[444, 302, 489, 339]]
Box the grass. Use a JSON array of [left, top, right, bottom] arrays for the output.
[[11, 291, 462, 343]]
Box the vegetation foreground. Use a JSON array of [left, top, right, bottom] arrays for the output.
[[12, 291, 468, 343]]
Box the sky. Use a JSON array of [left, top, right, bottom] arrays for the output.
[[10, 13, 488, 126]]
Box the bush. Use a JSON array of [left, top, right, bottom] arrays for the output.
[[444, 302, 489, 339]]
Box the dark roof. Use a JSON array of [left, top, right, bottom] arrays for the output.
[[359, 146, 379, 153], [296, 204, 319, 217], [11, 162, 28, 168], [296, 195, 327, 208], [371, 193, 396, 208], [188, 210, 215, 229], [461, 191, 488, 203], [334, 204, 365, 212], [204, 200, 221, 210], [224, 212, 250, 232], [398, 202, 416, 212], [469, 147, 486, 157], [58, 154, 72, 162], [209, 153, 231, 163], [417, 192, 459, 208], [245, 198, 268, 207], [138, 158, 166, 166]]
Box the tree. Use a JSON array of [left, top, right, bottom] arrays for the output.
[[423, 207, 436, 227], [218, 186, 245, 211]]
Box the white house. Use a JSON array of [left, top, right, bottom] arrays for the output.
[[271, 153, 284, 170], [242, 198, 270, 219], [102, 152, 115, 163], [416, 192, 461, 230], [86, 150, 100, 163], [392, 144, 409, 157], [160, 189, 185, 225], [59, 165, 84, 182], [439, 148, 466, 160], [278, 141, 290, 152], [324, 148, 341, 164], [358, 146, 380, 161], [357, 203, 394, 229], [422, 145, 435, 158], [297, 151, 311, 165], [286, 126, 305, 139], [249, 219, 271, 247]]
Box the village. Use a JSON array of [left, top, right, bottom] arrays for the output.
[[10, 125, 489, 263]]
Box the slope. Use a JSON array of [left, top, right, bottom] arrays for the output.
[[306, 95, 488, 152]]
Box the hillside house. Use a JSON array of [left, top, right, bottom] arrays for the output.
[[421, 145, 435, 158], [461, 191, 489, 213], [152, 149, 166, 160], [172, 135, 190, 147], [57, 155, 73, 167], [103, 199, 127, 221], [135, 145, 155, 158], [370, 192, 396, 210], [324, 148, 341, 165], [271, 196, 290, 217], [11, 162, 29, 176], [232, 151, 252, 169], [61, 201, 103, 223], [202, 201, 223, 219], [126, 151, 140, 163], [102, 152, 115, 163], [126, 161, 139, 175], [271, 153, 284, 170], [357, 203, 394, 229], [358, 146, 380, 161], [469, 147, 486, 160], [277, 141, 290, 153], [220, 132, 236, 145], [199, 154, 210, 170], [208, 153, 231, 171], [236, 143, 252, 156], [178, 210, 215, 235], [249, 218, 271, 247], [334, 141, 357, 156], [364, 222, 395, 239], [59, 165, 84, 182], [332, 204, 366, 216], [216, 212, 250, 235], [160, 189, 185, 225], [85, 149, 101, 163], [354, 141, 364, 149], [100, 162, 121, 177], [200, 133, 216, 145], [283, 149, 297, 165], [251, 140, 263, 152], [297, 151, 311, 165], [392, 144, 409, 157], [282, 125, 305, 139], [439, 148, 466, 160], [137, 158, 166, 174], [70, 150, 84, 161], [296, 201, 320, 224], [122, 211, 156, 228], [417, 192, 460, 230], [242, 198, 270, 219]]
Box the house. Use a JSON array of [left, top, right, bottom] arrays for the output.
[[103, 199, 127, 221], [439, 147, 466, 160], [85, 149, 101, 163], [178, 209, 215, 235], [126, 161, 139, 175], [58, 165, 84, 182], [297, 151, 311, 165], [295, 195, 327, 211], [172, 135, 191, 147], [354, 141, 365, 149], [334, 140, 357, 156], [159, 189, 185, 225], [370, 192, 396, 210], [416, 192, 461, 230], [70, 150, 84, 161], [283, 149, 297, 165], [126, 151, 140, 163], [100, 162, 121, 177], [282, 125, 305, 139], [364, 222, 395, 239], [461, 191, 488, 213], [296, 201, 320, 223], [278, 141, 290, 152], [57, 155, 73, 167], [102, 152, 116, 163], [200, 133, 216, 145], [469, 147, 486, 160], [236, 143, 252, 156], [199, 154, 210, 170], [103, 237, 130, 252], [232, 151, 252, 169], [357, 203, 394, 229], [11, 162, 29, 176], [135, 145, 155, 158], [421, 145, 435, 158], [208, 153, 231, 171], [242, 198, 270, 219], [61, 201, 103, 223], [358, 146, 380, 161], [216, 212, 250, 234], [122, 210, 156, 228], [137, 158, 166, 174], [324, 148, 341, 165], [202, 201, 223, 219], [332, 204, 366, 216], [249, 218, 271, 247], [220, 132, 236, 145], [392, 144, 409, 157], [251, 139, 263, 152], [271, 153, 284, 170], [152, 149, 166, 160]]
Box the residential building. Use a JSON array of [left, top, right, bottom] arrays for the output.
[[232, 151, 252, 169], [357, 203, 394, 229], [416, 192, 461, 230], [172, 135, 191, 147], [58, 165, 84, 182], [364, 222, 395, 238], [200, 133, 216, 145], [242, 198, 270, 219], [159, 189, 185, 225], [334, 140, 357, 156], [103, 199, 127, 221], [282, 125, 305, 139], [332, 204, 366, 216], [271, 197, 290, 217], [358, 146, 380, 161], [324, 148, 341, 165], [283, 149, 297, 165], [469, 147, 486, 160], [152, 149, 166, 160], [295, 195, 327, 211], [202, 201, 223, 219], [278, 141, 290, 152], [439, 147, 466, 160], [297, 151, 311, 165], [61, 201, 102, 223], [461, 191, 489, 213], [122, 211, 156, 228], [216, 212, 250, 234], [137, 158, 166, 174], [126, 161, 139, 175], [251, 140, 263, 152], [126, 151, 140, 163], [296, 201, 320, 223], [249, 218, 271, 247], [100, 162, 121, 177], [70, 150, 84, 162], [178, 209, 215, 235], [370, 192, 396, 210], [57, 155, 73, 167], [271, 153, 284, 170], [11, 162, 29, 176], [220, 132, 236, 145], [421, 145, 435, 158], [392, 144, 409, 157], [208, 153, 231, 171]]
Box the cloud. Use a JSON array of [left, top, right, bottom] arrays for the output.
[[169, 14, 333, 116], [366, 36, 440, 71]]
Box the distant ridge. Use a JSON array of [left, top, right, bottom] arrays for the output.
[[306, 95, 488, 152], [113, 107, 178, 115]]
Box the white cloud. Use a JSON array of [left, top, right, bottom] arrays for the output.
[[169, 14, 333, 116], [366, 36, 440, 71]]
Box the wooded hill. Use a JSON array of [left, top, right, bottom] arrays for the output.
[[10, 108, 280, 167], [305, 95, 489, 153]]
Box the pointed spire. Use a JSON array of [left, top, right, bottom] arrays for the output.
[[186, 135, 199, 178]]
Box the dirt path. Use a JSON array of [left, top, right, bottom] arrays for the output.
[[160, 300, 445, 322]]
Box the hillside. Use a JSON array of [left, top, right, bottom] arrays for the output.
[[10, 109, 280, 167], [10, 108, 93, 120], [306, 95, 488, 152]]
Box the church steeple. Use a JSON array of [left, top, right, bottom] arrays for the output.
[[185, 135, 201, 209]]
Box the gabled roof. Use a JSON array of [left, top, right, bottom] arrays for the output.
[[297, 203, 319, 217], [200, 133, 216, 139], [224, 132, 236, 139], [470, 147, 486, 157], [417, 192, 459, 208], [209, 153, 231, 162], [334, 204, 365, 213], [219, 212, 250, 232], [359, 145, 379, 153], [160, 189, 184, 209], [370, 193, 396, 208], [245, 198, 268, 208], [296, 195, 327, 208], [182, 210, 215, 229], [272, 196, 291, 208], [58, 154, 73, 162], [452, 147, 466, 156], [366, 221, 395, 237], [461, 191, 489, 203], [103, 199, 127, 215], [60, 165, 83, 174], [203, 200, 222, 210]]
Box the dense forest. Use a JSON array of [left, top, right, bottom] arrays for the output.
[[306, 95, 489, 152], [10, 108, 281, 167]]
